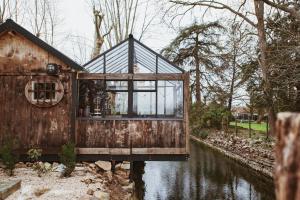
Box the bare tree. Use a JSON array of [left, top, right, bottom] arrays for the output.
[[0, 0, 24, 23], [223, 22, 256, 112], [91, 6, 111, 59], [44, 0, 61, 45], [89, 0, 157, 57], [24, 0, 61, 46]]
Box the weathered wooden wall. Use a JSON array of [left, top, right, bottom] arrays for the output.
[[0, 31, 73, 152], [76, 119, 185, 149], [0, 75, 73, 151], [0, 31, 69, 74], [275, 112, 300, 200]]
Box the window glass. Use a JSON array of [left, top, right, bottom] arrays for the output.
[[33, 82, 56, 101], [133, 81, 155, 90], [157, 81, 183, 117], [107, 92, 128, 115], [133, 92, 156, 116], [106, 81, 128, 90], [78, 80, 128, 117]]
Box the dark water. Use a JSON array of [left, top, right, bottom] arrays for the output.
[[134, 140, 275, 200]]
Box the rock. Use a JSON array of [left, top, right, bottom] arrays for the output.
[[115, 163, 122, 170], [26, 162, 33, 167], [81, 178, 96, 185], [53, 164, 66, 173], [122, 182, 134, 193], [74, 166, 87, 176], [87, 189, 94, 195], [52, 162, 59, 168], [76, 163, 84, 167], [120, 162, 130, 170], [104, 171, 113, 182], [89, 163, 96, 169], [88, 167, 97, 174], [89, 182, 102, 191], [94, 191, 110, 200], [119, 179, 130, 186], [16, 162, 26, 168], [115, 169, 129, 179], [0, 180, 21, 199], [44, 162, 52, 171], [95, 161, 111, 171]]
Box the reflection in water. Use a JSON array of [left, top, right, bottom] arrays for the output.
[[134, 140, 275, 200]]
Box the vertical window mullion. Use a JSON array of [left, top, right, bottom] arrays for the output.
[[128, 80, 133, 117], [155, 80, 158, 117]]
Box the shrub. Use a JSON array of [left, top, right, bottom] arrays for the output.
[[190, 101, 230, 130], [191, 127, 209, 139], [0, 135, 18, 176], [59, 142, 76, 177], [27, 148, 42, 162], [199, 131, 209, 139], [27, 148, 48, 177]]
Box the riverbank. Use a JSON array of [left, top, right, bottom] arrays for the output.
[[190, 132, 274, 179], [0, 161, 134, 200]]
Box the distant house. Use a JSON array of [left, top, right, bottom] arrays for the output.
[[231, 107, 259, 122], [0, 19, 190, 161]]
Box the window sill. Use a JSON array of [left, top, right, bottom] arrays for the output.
[[76, 117, 184, 121]]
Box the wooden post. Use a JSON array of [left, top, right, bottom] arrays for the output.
[[248, 114, 252, 138], [275, 112, 300, 200], [235, 118, 238, 137], [266, 116, 269, 138]]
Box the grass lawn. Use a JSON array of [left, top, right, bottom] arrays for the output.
[[230, 121, 267, 132]]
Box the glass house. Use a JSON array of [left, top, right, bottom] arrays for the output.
[[76, 35, 190, 160]]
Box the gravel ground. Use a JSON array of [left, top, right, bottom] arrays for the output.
[[0, 165, 102, 200]]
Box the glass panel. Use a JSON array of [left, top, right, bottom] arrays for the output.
[[106, 41, 128, 73], [107, 92, 128, 115], [157, 57, 182, 73], [133, 92, 156, 116], [134, 42, 156, 73], [106, 81, 128, 90], [85, 57, 104, 73], [133, 81, 155, 90], [134, 62, 155, 73], [33, 82, 56, 100], [78, 80, 128, 117], [157, 81, 183, 117]]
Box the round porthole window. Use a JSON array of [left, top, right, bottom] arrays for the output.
[[25, 76, 64, 107]]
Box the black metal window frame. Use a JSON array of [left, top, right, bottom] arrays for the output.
[[78, 79, 184, 119], [31, 81, 57, 102], [84, 34, 185, 74]]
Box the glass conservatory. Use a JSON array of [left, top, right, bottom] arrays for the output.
[[75, 35, 189, 161]]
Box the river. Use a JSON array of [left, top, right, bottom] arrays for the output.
[[133, 140, 275, 200]]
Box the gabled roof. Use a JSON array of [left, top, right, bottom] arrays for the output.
[[84, 34, 184, 74], [0, 19, 83, 71]]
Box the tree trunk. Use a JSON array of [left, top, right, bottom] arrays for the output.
[[228, 53, 236, 111], [275, 112, 300, 200], [91, 8, 104, 59], [194, 56, 201, 102], [254, 0, 275, 136]]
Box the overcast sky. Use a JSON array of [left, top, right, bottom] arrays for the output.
[[57, 0, 180, 63]]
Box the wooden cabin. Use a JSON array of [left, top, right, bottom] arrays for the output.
[[0, 19, 189, 161]]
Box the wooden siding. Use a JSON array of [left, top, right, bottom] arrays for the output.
[[0, 31, 70, 73], [76, 119, 185, 149], [0, 31, 74, 152], [0, 75, 73, 150]]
